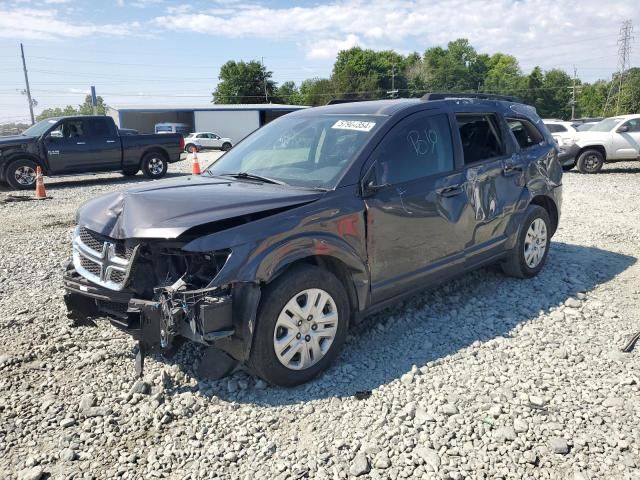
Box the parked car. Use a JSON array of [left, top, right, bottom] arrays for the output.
[[183, 132, 233, 153], [0, 116, 184, 189], [543, 119, 580, 171], [575, 122, 599, 131], [155, 122, 191, 135], [568, 115, 640, 173], [63, 93, 562, 386]]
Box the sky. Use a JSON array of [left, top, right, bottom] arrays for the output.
[[0, 0, 639, 123]]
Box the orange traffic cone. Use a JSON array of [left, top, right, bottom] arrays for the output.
[[191, 150, 201, 175], [34, 166, 47, 199]]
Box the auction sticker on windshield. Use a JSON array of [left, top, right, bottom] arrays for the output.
[[332, 120, 376, 132]]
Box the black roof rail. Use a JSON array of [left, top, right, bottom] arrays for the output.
[[421, 92, 523, 103], [326, 98, 368, 105]]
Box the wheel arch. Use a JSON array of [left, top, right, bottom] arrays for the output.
[[577, 144, 606, 161], [530, 195, 559, 236], [140, 147, 169, 165], [1, 153, 45, 179]]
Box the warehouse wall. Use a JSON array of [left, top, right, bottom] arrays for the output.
[[119, 111, 194, 134], [194, 110, 260, 143]]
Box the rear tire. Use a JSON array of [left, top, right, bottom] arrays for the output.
[[501, 205, 551, 279], [222, 142, 232, 152], [248, 264, 349, 386], [576, 149, 604, 174], [141, 152, 168, 179], [185, 144, 197, 154], [5, 158, 38, 190]]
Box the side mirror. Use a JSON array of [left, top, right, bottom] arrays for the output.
[[362, 178, 390, 196], [617, 125, 629, 133]]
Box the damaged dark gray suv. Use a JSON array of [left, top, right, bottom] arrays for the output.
[[64, 93, 562, 386]]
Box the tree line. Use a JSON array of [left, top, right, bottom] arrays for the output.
[[213, 39, 640, 120]]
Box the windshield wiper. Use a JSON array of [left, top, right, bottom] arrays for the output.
[[219, 172, 286, 185]]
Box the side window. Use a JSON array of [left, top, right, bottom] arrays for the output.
[[623, 119, 640, 132], [545, 124, 566, 133], [373, 113, 454, 185], [197, 134, 207, 138], [456, 114, 505, 164], [62, 120, 86, 138], [90, 118, 112, 137], [507, 118, 544, 149]]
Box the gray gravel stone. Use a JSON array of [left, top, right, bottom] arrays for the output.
[[414, 447, 440, 471], [549, 437, 570, 454], [60, 448, 77, 461], [18, 467, 44, 480], [349, 453, 370, 476]]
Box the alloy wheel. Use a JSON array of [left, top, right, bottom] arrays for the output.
[[148, 158, 164, 176], [14, 166, 36, 186]]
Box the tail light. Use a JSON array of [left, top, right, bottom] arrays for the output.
[[179, 136, 185, 150]]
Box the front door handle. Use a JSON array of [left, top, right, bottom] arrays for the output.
[[106, 140, 116, 143], [437, 185, 463, 197], [76, 142, 86, 145]]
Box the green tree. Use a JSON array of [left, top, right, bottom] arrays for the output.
[[36, 105, 79, 121], [483, 53, 524, 95], [78, 95, 106, 115], [331, 47, 409, 99], [275, 81, 303, 105], [577, 80, 609, 117], [213, 60, 276, 104], [537, 69, 572, 118], [299, 78, 335, 106], [35, 95, 106, 121]]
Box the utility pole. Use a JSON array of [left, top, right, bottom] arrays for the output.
[[571, 66, 577, 120], [604, 20, 633, 115], [261, 57, 269, 103], [387, 64, 398, 99], [91, 86, 98, 115], [20, 43, 35, 125]]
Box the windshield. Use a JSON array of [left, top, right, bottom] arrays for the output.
[[22, 118, 59, 137], [205, 114, 381, 189], [589, 117, 623, 132]]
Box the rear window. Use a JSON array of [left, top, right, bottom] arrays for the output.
[[507, 118, 544, 149], [156, 126, 173, 132]]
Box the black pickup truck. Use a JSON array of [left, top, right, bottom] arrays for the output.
[[0, 116, 184, 189]]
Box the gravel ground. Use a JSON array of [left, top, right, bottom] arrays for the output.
[[1, 157, 639, 480]]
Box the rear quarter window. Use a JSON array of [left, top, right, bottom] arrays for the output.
[[507, 118, 544, 149]]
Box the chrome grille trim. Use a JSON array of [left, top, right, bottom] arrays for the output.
[[72, 226, 135, 291]]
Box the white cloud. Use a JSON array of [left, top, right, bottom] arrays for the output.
[[151, 0, 640, 71], [0, 7, 139, 39], [306, 34, 362, 60]]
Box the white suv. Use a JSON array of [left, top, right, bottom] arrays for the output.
[[184, 132, 233, 153], [570, 115, 640, 173], [543, 120, 580, 171]]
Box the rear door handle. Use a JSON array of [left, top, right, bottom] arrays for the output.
[[106, 140, 116, 143], [76, 142, 86, 145], [437, 185, 463, 197]]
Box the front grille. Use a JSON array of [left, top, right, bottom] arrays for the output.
[[72, 226, 136, 291]]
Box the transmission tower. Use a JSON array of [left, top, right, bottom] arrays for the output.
[[603, 20, 634, 115]]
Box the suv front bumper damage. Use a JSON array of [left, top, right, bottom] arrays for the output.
[[63, 265, 258, 375]]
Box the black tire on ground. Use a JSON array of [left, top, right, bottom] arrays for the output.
[[121, 167, 139, 177], [185, 144, 197, 153], [5, 158, 39, 190], [561, 162, 575, 172], [222, 142, 232, 152], [141, 152, 168, 179], [576, 149, 604, 174], [248, 264, 350, 387], [501, 205, 551, 279]]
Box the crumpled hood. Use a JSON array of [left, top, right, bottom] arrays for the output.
[[0, 135, 36, 146], [77, 175, 325, 239]]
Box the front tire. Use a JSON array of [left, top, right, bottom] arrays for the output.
[[501, 205, 551, 279], [141, 152, 168, 179], [248, 265, 349, 386], [576, 149, 604, 174], [5, 158, 38, 190]]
